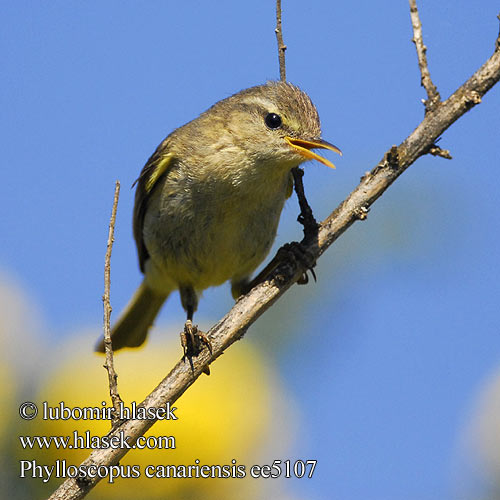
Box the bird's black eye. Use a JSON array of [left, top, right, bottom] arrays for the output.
[[265, 112, 282, 129]]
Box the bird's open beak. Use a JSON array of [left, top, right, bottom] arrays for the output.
[[285, 136, 342, 169]]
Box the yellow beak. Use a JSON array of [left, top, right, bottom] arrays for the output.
[[285, 136, 342, 169]]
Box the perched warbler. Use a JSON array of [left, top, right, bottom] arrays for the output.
[[95, 81, 341, 353]]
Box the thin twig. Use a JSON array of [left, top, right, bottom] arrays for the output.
[[102, 181, 122, 427], [47, 13, 500, 500], [409, 0, 441, 111], [275, 0, 287, 81]]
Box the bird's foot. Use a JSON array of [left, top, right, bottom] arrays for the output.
[[277, 241, 317, 285], [181, 320, 212, 375], [239, 241, 317, 295]]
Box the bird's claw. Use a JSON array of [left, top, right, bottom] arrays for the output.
[[277, 242, 317, 285], [181, 320, 212, 375]]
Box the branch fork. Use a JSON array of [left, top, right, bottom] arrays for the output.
[[409, 0, 441, 113]]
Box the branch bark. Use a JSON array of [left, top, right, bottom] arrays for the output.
[[47, 11, 500, 500]]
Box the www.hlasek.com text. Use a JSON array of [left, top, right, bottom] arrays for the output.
[[20, 430, 175, 451]]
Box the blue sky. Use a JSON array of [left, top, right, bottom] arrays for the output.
[[2, 1, 500, 499]]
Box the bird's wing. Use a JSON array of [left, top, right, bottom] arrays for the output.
[[132, 143, 175, 273]]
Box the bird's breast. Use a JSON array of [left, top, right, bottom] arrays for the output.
[[142, 161, 292, 291]]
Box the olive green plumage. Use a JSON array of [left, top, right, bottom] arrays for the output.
[[96, 81, 339, 353]]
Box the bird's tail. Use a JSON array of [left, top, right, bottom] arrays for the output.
[[95, 281, 168, 353]]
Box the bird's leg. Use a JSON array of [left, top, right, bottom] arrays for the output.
[[291, 166, 319, 246], [179, 286, 211, 375], [290, 166, 319, 284], [181, 316, 195, 358], [179, 286, 200, 357]]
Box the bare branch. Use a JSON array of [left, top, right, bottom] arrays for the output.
[[47, 25, 500, 499], [275, 0, 287, 81], [409, 0, 441, 111], [102, 181, 123, 427]]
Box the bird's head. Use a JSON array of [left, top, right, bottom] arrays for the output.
[[206, 81, 342, 171]]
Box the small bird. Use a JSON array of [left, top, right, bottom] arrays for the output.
[[96, 81, 340, 354]]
